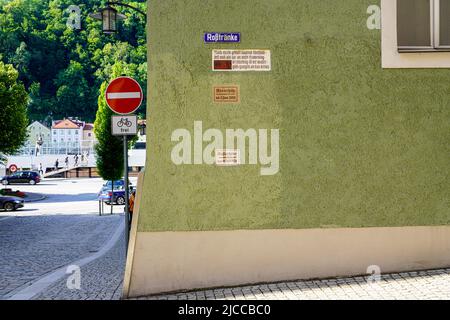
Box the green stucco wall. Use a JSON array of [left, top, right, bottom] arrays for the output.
[[139, 0, 450, 232]]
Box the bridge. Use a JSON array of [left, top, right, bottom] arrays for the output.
[[42, 165, 100, 179], [2, 149, 146, 178]]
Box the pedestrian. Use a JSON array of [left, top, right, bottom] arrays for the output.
[[128, 189, 136, 224], [65, 156, 69, 168], [55, 159, 59, 170], [38, 163, 43, 175], [74, 154, 79, 166]]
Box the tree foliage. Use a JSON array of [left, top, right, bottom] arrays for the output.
[[0, 61, 28, 163], [94, 82, 123, 181], [0, 0, 147, 123]]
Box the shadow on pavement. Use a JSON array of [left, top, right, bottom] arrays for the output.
[[40, 193, 98, 203]]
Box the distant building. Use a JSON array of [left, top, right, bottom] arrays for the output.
[[27, 121, 51, 148], [51, 118, 86, 154], [82, 123, 97, 150]]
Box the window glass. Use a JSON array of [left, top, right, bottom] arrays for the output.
[[397, 0, 431, 47], [440, 0, 450, 45]]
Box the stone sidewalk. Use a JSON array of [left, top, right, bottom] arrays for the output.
[[33, 229, 126, 300], [136, 269, 450, 300], [0, 214, 124, 299]]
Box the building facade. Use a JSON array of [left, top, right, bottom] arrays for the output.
[[123, 0, 450, 297], [26, 121, 51, 148], [51, 118, 84, 147], [81, 123, 97, 150]]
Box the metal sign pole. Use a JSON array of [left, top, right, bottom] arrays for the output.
[[123, 135, 130, 252]]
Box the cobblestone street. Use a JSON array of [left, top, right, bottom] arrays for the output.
[[137, 269, 450, 300], [33, 228, 126, 300], [0, 214, 123, 299], [0, 179, 127, 300]]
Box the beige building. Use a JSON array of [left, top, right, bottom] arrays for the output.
[[82, 123, 97, 149], [26, 121, 51, 148], [51, 118, 84, 146]]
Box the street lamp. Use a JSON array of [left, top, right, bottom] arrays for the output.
[[89, 2, 146, 34], [89, 4, 126, 34]]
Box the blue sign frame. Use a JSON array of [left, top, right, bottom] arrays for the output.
[[204, 32, 241, 43]]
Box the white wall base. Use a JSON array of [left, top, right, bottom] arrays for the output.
[[124, 226, 450, 297]]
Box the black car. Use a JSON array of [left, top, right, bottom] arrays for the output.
[[0, 195, 24, 211], [1, 171, 41, 185]]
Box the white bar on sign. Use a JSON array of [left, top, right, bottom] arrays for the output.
[[107, 92, 141, 99]]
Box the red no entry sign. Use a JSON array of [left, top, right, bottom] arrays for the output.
[[105, 76, 143, 115]]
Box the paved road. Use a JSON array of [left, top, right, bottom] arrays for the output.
[[0, 178, 129, 300], [2, 178, 135, 216]]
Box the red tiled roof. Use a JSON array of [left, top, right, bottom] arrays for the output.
[[52, 119, 80, 129]]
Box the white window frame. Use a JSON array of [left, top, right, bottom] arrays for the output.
[[434, 0, 450, 49], [382, 0, 450, 68], [398, 0, 450, 52]]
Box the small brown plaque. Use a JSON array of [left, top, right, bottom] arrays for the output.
[[213, 85, 240, 103]]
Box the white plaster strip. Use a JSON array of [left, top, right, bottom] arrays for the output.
[[7, 219, 125, 300], [107, 92, 141, 99]]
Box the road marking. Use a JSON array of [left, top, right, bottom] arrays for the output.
[[107, 92, 141, 99], [7, 219, 125, 300]]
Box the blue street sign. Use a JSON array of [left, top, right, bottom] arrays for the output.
[[204, 32, 241, 43]]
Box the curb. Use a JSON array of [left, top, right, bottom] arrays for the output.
[[23, 193, 47, 203]]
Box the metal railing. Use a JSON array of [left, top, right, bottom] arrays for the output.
[[16, 140, 97, 156]]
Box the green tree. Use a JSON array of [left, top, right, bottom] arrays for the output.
[[94, 80, 123, 182], [55, 60, 94, 118], [0, 61, 28, 163], [0, 0, 147, 122]]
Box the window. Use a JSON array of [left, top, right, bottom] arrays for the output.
[[398, 0, 450, 51]]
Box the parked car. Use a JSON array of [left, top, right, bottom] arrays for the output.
[[99, 180, 130, 192], [98, 189, 126, 205], [98, 180, 136, 205], [0, 195, 24, 211], [1, 171, 41, 185]]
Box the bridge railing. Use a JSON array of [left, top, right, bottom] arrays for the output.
[[16, 140, 97, 156]]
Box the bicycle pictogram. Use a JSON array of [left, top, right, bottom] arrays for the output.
[[117, 118, 132, 128]]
